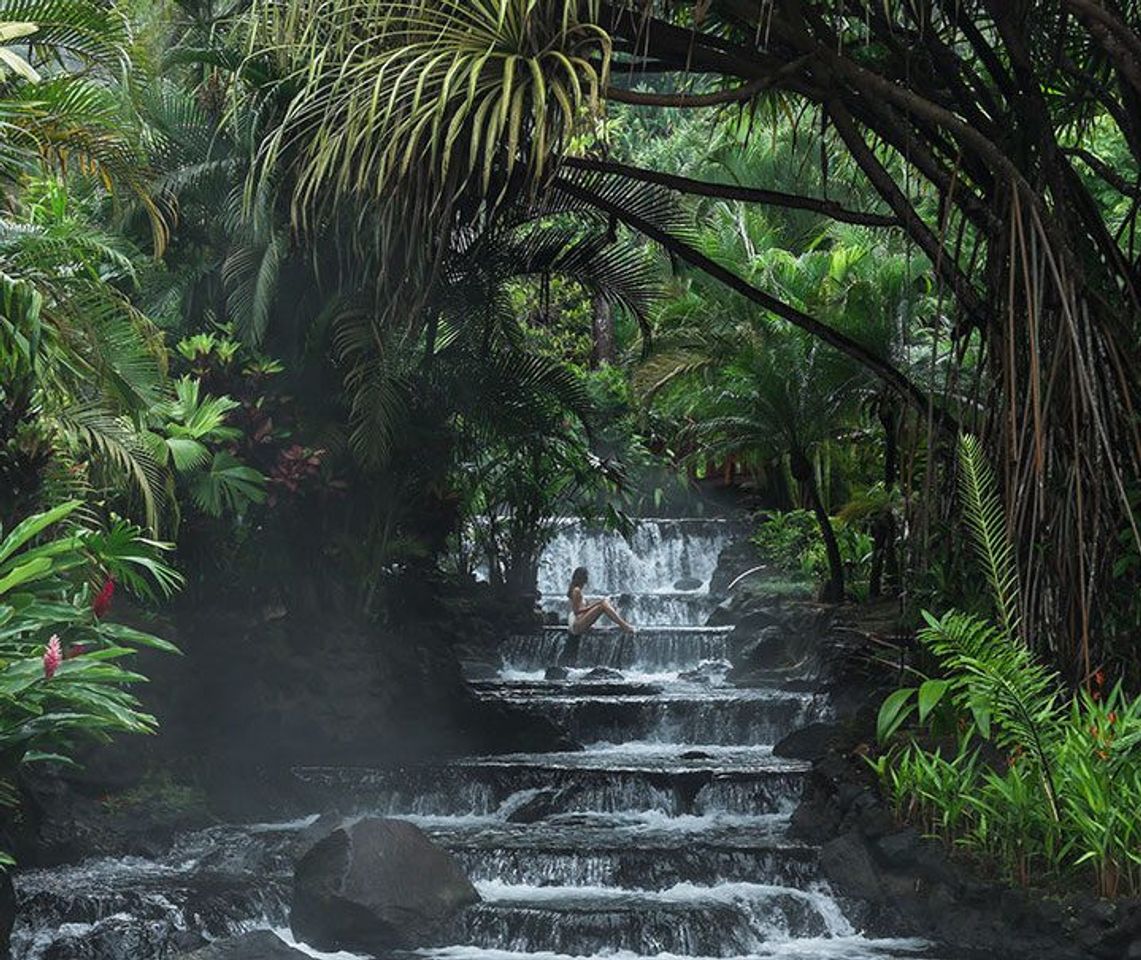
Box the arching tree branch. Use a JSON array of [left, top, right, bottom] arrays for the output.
[[553, 175, 956, 433], [562, 157, 901, 227]]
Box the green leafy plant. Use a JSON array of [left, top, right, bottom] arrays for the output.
[[148, 376, 266, 520], [0, 501, 181, 866], [874, 435, 1141, 896], [752, 508, 872, 594]]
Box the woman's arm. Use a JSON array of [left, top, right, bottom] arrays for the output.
[[570, 587, 603, 615]]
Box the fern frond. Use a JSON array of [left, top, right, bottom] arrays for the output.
[[958, 433, 1023, 638], [920, 608, 1061, 819]]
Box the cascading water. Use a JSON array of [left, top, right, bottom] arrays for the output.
[[11, 518, 959, 960], [537, 519, 746, 626]]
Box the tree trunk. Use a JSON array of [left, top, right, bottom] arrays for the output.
[[792, 450, 844, 603], [591, 292, 616, 367], [870, 404, 899, 599]]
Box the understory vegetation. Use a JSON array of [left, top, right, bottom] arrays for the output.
[[875, 438, 1141, 897], [0, 0, 1138, 895]]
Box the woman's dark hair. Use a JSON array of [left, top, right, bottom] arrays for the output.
[[567, 566, 588, 598]]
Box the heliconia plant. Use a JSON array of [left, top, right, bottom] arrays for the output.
[[0, 501, 182, 868], [874, 435, 1141, 897]]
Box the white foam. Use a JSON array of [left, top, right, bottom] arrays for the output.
[[247, 814, 321, 832], [417, 938, 935, 960], [268, 927, 370, 959]]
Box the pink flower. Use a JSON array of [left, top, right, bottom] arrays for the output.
[[43, 635, 62, 679], [93, 579, 115, 619]]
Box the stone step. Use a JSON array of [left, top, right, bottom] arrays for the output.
[[449, 880, 853, 956], [499, 626, 733, 673], [473, 687, 828, 747], [291, 747, 809, 819], [427, 811, 820, 890]]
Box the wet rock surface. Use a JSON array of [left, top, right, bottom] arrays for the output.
[[290, 816, 479, 953], [179, 931, 308, 959]]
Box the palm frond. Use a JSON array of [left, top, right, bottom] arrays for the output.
[[53, 402, 166, 531]]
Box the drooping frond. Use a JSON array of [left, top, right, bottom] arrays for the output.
[[53, 402, 166, 530], [247, 0, 610, 226], [0, 0, 130, 69]]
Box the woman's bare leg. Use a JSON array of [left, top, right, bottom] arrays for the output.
[[599, 599, 635, 633], [571, 600, 635, 635], [570, 604, 608, 635]]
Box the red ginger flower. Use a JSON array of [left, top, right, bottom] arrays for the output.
[[43, 635, 62, 679], [93, 579, 115, 619]]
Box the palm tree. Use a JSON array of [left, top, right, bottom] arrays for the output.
[[642, 318, 864, 601], [0, 200, 167, 526]]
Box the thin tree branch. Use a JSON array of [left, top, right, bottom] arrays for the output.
[[605, 75, 775, 107], [562, 157, 901, 228], [1063, 147, 1141, 199]]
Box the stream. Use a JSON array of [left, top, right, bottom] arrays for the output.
[[11, 518, 962, 959]]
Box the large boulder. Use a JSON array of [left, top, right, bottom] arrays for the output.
[[180, 931, 308, 959], [291, 817, 479, 953]]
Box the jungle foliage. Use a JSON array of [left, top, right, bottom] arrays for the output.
[[1, 0, 1139, 887]]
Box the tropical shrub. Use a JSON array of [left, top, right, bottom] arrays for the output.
[[752, 508, 872, 592], [875, 437, 1141, 896], [0, 501, 181, 865]]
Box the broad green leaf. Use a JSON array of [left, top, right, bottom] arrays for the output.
[[969, 694, 993, 739], [0, 501, 81, 567], [97, 621, 181, 654], [165, 436, 211, 472], [917, 678, 950, 723], [0, 557, 52, 597], [877, 687, 916, 742]]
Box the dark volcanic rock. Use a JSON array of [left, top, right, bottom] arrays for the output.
[[460, 660, 500, 681], [773, 722, 843, 761], [180, 931, 308, 959], [291, 817, 479, 953], [820, 833, 881, 896], [673, 576, 703, 591], [1, 869, 13, 957], [731, 607, 785, 634], [22, 912, 207, 960], [709, 539, 766, 595], [581, 667, 625, 682], [544, 666, 570, 681]]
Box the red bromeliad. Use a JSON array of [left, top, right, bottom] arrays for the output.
[[42, 635, 62, 679], [93, 579, 115, 619]]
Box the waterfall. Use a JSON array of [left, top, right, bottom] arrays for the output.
[[12, 517, 944, 960]]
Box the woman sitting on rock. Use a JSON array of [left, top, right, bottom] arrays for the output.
[[567, 566, 636, 636]]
